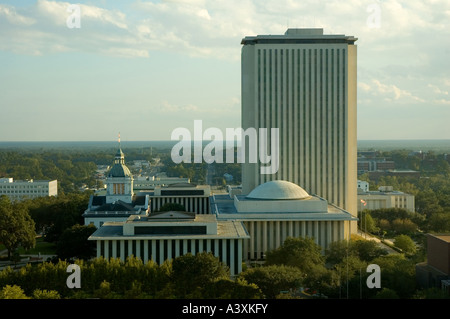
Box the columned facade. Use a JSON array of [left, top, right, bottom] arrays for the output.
[[89, 213, 249, 276], [95, 238, 244, 276], [242, 219, 348, 260], [150, 196, 210, 214]]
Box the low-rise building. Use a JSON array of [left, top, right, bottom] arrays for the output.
[[416, 234, 450, 293], [0, 178, 57, 200], [212, 180, 357, 261], [88, 211, 249, 276], [357, 184, 415, 212]]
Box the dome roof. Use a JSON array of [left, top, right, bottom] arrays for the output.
[[107, 148, 132, 178], [246, 180, 310, 200], [107, 164, 131, 178]]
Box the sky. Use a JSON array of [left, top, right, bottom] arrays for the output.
[[0, 0, 449, 142]]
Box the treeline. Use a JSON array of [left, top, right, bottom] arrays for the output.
[[0, 147, 168, 194], [0, 253, 261, 299], [0, 151, 102, 194], [2, 236, 447, 299], [359, 149, 450, 234], [161, 155, 242, 185]]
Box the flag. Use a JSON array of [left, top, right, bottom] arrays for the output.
[[360, 199, 367, 206]]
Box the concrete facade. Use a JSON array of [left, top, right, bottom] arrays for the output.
[[88, 212, 249, 276], [212, 180, 356, 260], [241, 28, 358, 231], [357, 190, 415, 212], [0, 178, 57, 200]]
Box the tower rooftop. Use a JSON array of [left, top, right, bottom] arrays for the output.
[[241, 28, 357, 45]]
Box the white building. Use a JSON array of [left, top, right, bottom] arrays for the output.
[[0, 178, 57, 200], [212, 180, 356, 261], [88, 211, 249, 276], [357, 186, 415, 212], [241, 28, 358, 230]]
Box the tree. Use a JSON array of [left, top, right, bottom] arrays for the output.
[[0, 285, 29, 299], [393, 234, 417, 255], [374, 288, 399, 299], [171, 252, 229, 298], [55, 224, 97, 260], [428, 213, 450, 232], [240, 265, 304, 298], [391, 218, 417, 234], [360, 212, 379, 234], [265, 236, 325, 274], [32, 289, 61, 299], [0, 195, 36, 259], [325, 238, 387, 265], [371, 254, 416, 299]]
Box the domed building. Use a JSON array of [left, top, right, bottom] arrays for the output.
[[83, 147, 149, 228], [211, 180, 357, 261], [105, 148, 134, 204]]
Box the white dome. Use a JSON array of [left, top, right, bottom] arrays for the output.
[[246, 180, 310, 200]]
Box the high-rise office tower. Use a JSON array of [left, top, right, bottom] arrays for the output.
[[241, 28, 358, 223]]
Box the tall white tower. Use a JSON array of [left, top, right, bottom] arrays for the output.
[[241, 28, 358, 225]]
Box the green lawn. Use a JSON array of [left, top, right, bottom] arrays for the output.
[[0, 237, 56, 256], [20, 237, 56, 255]]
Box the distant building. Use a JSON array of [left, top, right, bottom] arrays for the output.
[[416, 234, 450, 293], [0, 178, 57, 200], [368, 169, 420, 181], [212, 180, 356, 261], [357, 184, 415, 212], [88, 211, 249, 276], [357, 158, 395, 174]]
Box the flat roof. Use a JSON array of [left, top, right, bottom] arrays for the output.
[[88, 215, 249, 240], [210, 194, 357, 221], [242, 28, 357, 45], [429, 234, 450, 243]]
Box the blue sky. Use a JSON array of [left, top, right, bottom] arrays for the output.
[[0, 0, 449, 141]]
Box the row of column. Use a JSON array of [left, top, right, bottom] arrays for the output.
[[97, 238, 243, 276], [151, 196, 210, 214], [243, 220, 346, 260]]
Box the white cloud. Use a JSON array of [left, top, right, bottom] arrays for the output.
[[428, 84, 449, 95], [362, 79, 425, 103], [1, 0, 449, 63], [0, 5, 35, 26], [433, 99, 450, 105], [159, 101, 199, 113]]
